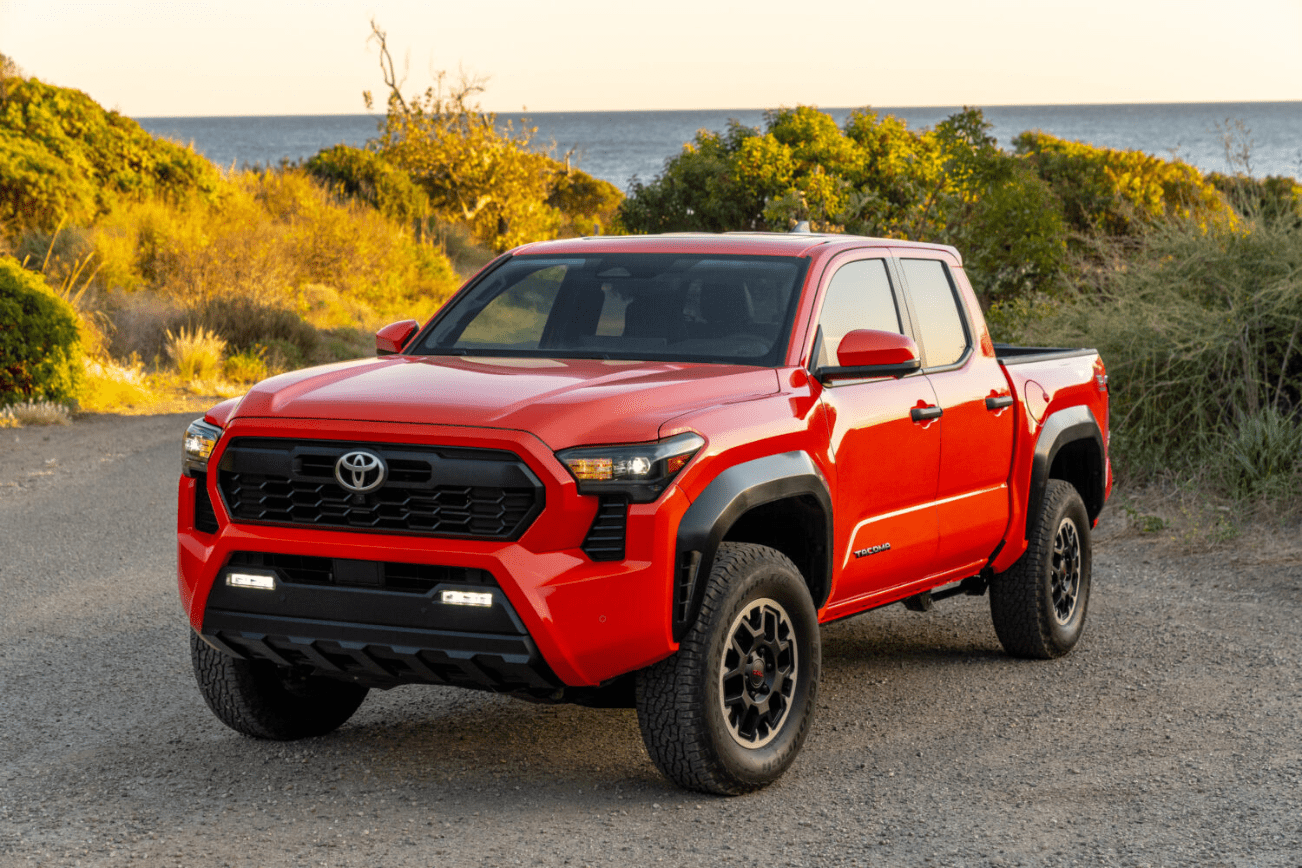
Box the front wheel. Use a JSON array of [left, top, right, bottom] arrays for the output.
[[190, 632, 368, 739], [989, 479, 1092, 659], [635, 543, 820, 795]]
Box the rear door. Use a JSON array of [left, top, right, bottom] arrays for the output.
[[814, 252, 941, 610], [893, 253, 1015, 575]]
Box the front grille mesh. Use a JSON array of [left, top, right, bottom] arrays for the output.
[[216, 439, 543, 539]]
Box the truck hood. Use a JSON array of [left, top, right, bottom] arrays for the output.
[[230, 355, 780, 448]]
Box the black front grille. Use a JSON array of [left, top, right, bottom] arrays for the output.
[[227, 551, 495, 594], [216, 439, 544, 539], [582, 497, 628, 561]]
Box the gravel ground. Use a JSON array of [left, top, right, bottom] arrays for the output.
[[1, 414, 1299, 867]]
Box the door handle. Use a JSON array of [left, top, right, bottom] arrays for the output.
[[985, 395, 1014, 411], [910, 405, 943, 423]]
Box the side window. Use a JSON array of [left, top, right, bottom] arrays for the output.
[[815, 259, 902, 368], [899, 258, 968, 368]]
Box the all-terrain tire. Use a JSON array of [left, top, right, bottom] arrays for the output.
[[190, 632, 368, 740], [990, 479, 1092, 659], [635, 543, 820, 795]]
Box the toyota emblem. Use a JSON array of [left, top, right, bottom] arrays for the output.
[[335, 450, 387, 493]]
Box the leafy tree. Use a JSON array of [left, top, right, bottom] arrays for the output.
[[620, 105, 1067, 306]]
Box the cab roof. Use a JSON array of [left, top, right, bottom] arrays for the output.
[[513, 232, 962, 264]]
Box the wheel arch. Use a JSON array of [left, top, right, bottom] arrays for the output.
[[673, 451, 832, 641], [1028, 405, 1106, 538]]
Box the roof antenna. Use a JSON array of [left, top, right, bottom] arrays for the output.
[[791, 221, 812, 234]]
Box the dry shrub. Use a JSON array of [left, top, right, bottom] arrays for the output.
[[97, 290, 185, 361], [0, 400, 72, 427], [223, 345, 269, 383], [90, 171, 458, 314], [78, 357, 163, 413], [166, 325, 226, 382]]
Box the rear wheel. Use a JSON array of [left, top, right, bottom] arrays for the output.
[[190, 633, 368, 739], [990, 480, 1092, 659], [635, 543, 820, 795]]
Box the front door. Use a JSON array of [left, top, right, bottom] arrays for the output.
[[815, 254, 941, 612]]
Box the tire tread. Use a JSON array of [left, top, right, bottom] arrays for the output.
[[990, 480, 1090, 659], [635, 543, 818, 795]]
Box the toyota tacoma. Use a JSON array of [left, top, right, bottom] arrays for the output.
[[178, 232, 1111, 794]]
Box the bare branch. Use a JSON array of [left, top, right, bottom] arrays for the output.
[[368, 18, 409, 114]]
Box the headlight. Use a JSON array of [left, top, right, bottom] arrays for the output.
[[183, 419, 223, 477], [556, 432, 705, 503]]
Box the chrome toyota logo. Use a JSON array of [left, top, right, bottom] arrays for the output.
[[334, 450, 387, 493]]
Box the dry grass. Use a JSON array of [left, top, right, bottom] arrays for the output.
[[0, 401, 73, 427], [10, 165, 466, 416], [165, 325, 226, 382]]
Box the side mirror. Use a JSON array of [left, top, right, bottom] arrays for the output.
[[376, 320, 420, 356], [819, 329, 921, 382]]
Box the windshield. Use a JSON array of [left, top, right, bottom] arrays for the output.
[[412, 253, 808, 366]]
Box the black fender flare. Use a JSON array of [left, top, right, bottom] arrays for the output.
[[1026, 405, 1106, 539], [672, 451, 833, 639]]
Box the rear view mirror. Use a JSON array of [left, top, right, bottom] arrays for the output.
[[819, 329, 921, 382], [376, 320, 420, 356]]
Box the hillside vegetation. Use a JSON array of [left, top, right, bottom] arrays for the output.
[[2, 41, 1298, 521], [0, 36, 618, 414]]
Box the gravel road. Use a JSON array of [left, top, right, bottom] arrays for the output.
[[2, 414, 1299, 867]]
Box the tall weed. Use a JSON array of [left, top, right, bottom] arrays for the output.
[[165, 326, 226, 382], [1216, 408, 1302, 507], [1012, 212, 1302, 511]]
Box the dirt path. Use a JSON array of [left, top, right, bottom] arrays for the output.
[[1, 414, 1299, 867]]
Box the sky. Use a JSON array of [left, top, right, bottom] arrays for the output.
[[2, 0, 1300, 117]]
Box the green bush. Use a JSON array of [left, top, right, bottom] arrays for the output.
[[1013, 131, 1233, 236], [548, 167, 624, 237], [1207, 173, 1302, 227], [0, 255, 82, 406], [303, 144, 430, 226], [1218, 408, 1302, 504]]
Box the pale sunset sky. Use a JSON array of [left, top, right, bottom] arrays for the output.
[[2, 0, 1300, 116]]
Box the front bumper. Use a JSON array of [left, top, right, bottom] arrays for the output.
[[178, 417, 686, 688]]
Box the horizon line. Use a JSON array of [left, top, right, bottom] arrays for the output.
[[131, 98, 1302, 120]]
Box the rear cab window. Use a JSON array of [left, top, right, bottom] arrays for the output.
[[897, 258, 970, 370]]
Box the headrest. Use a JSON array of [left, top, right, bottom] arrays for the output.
[[700, 281, 754, 323]]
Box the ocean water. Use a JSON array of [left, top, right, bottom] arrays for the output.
[[137, 102, 1302, 190]]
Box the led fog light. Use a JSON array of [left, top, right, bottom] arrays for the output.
[[226, 571, 277, 591], [441, 589, 493, 607]]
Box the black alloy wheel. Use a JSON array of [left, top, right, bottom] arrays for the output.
[[1049, 515, 1083, 625], [718, 598, 799, 749], [636, 542, 820, 795]]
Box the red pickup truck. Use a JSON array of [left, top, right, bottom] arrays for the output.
[[178, 232, 1110, 794]]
